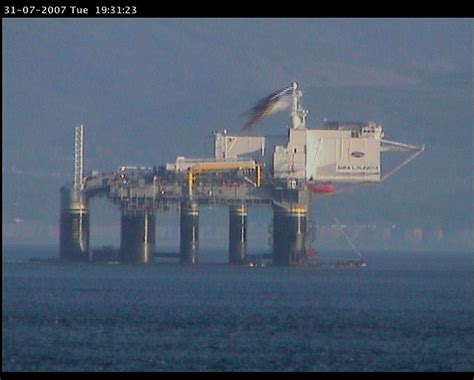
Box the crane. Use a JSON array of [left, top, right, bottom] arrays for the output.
[[186, 160, 262, 199]]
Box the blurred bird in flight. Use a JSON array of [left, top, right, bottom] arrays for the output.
[[241, 85, 293, 131]]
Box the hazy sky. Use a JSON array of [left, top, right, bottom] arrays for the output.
[[2, 18, 472, 247]]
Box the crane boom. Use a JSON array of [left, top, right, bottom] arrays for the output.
[[189, 160, 260, 174], [186, 160, 262, 199]]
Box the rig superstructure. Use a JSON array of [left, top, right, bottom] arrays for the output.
[[59, 82, 424, 266]]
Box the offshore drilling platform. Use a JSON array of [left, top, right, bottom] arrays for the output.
[[59, 82, 424, 266]]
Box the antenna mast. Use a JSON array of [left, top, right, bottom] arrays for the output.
[[290, 82, 308, 129], [74, 124, 84, 191]]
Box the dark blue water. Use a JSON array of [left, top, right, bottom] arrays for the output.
[[2, 246, 473, 371]]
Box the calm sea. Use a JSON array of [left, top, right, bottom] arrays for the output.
[[2, 245, 473, 372]]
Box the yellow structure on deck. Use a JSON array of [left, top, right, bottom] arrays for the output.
[[186, 160, 263, 198]]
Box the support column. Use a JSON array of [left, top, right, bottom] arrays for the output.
[[119, 211, 155, 264], [180, 201, 199, 264], [59, 186, 90, 262], [229, 204, 247, 264], [272, 204, 307, 266]]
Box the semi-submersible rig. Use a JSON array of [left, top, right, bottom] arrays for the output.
[[59, 82, 424, 266]]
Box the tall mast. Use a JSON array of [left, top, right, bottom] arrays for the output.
[[290, 82, 308, 129], [74, 124, 84, 191]]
